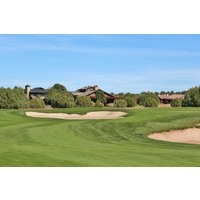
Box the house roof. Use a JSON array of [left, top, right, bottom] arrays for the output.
[[30, 87, 46, 94], [71, 86, 116, 99], [158, 94, 185, 100]]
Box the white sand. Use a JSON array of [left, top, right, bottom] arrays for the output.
[[26, 111, 127, 120], [148, 128, 200, 145]]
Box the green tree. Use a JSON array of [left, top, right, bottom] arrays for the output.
[[21, 96, 30, 109], [45, 84, 75, 108], [52, 83, 67, 92], [95, 100, 104, 107], [51, 91, 75, 108], [13, 86, 30, 108], [0, 87, 21, 109], [137, 92, 159, 107], [182, 86, 200, 107], [170, 98, 182, 107], [125, 96, 137, 107], [30, 95, 46, 109], [114, 99, 127, 108], [75, 96, 93, 107], [96, 90, 106, 103], [117, 93, 125, 98]]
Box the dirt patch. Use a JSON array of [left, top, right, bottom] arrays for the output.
[[148, 128, 200, 145], [26, 111, 127, 120]]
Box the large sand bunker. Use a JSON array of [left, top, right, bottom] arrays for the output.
[[26, 111, 126, 120], [148, 128, 200, 145]]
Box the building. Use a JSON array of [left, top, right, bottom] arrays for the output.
[[71, 85, 117, 104], [25, 85, 46, 99], [158, 94, 185, 104], [25, 84, 117, 105]]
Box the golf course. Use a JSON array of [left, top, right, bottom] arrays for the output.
[[1, 107, 200, 166]]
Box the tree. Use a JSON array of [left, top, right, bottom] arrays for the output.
[[75, 96, 93, 107], [96, 90, 106, 104], [137, 92, 159, 107], [20, 94, 30, 108], [95, 100, 104, 107], [117, 93, 125, 98], [125, 96, 137, 107], [30, 95, 46, 109], [114, 99, 127, 108], [160, 91, 166, 95], [51, 91, 75, 108], [45, 84, 75, 108], [169, 90, 174, 95], [13, 86, 30, 108], [0, 87, 21, 109], [170, 98, 182, 107], [182, 86, 200, 107], [52, 83, 67, 92]]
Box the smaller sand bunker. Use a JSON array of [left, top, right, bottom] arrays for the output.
[[26, 111, 127, 120], [148, 128, 200, 145]]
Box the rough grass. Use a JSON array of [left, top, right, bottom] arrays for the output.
[[1, 107, 200, 166]]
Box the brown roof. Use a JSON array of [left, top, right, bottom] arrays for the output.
[[158, 94, 185, 100], [71, 86, 116, 99]]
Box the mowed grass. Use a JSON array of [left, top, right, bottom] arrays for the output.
[[1, 107, 200, 166]]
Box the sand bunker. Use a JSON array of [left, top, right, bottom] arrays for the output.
[[148, 128, 200, 145], [26, 111, 126, 120]]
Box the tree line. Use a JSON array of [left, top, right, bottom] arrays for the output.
[[0, 83, 199, 109]]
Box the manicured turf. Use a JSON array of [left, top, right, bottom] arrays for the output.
[[1, 107, 200, 166]]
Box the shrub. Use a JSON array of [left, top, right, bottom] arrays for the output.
[[96, 90, 106, 103], [0, 87, 21, 109], [182, 86, 200, 107], [114, 99, 127, 108], [170, 98, 182, 107], [95, 100, 104, 107], [75, 96, 93, 107], [30, 95, 45, 109], [20, 95, 30, 108], [137, 92, 159, 107], [106, 103, 114, 107], [51, 91, 75, 108], [125, 97, 137, 107]]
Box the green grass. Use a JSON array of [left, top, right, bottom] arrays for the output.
[[1, 107, 200, 166]]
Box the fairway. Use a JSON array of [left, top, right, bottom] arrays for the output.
[[1, 107, 200, 166]]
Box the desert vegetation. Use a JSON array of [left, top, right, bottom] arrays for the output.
[[1, 83, 197, 109]]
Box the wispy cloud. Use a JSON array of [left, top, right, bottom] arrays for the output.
[[0, 35, 199, 58]]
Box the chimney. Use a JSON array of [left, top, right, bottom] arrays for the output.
[[94, 85, 98, 90], [25, 85, 31, 98]]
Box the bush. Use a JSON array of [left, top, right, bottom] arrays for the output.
[[106, 103, 114, 107], [30, 95, 45, 109], [96, 90, 106, 103], [182, 86, 200, 107], [0, 87, 21, 109], [125, 97, 137, 107], [114, 99, 127, 108], [137, 92, 159, 107], [51, 91, 75, 108], [95, 100, 104, 107], [170, 98, 182, 107], [75, 96, 93, 107], [45, 86, 75, 108], [20, 95, 30, 108]]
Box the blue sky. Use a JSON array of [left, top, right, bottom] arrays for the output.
[[1, 34, 200, 93]]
